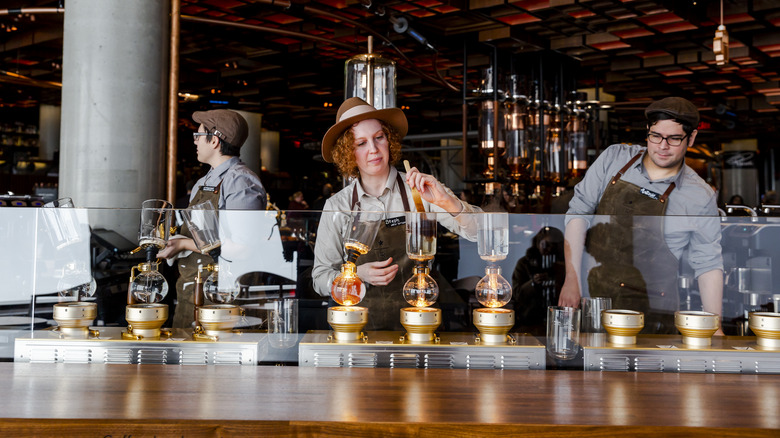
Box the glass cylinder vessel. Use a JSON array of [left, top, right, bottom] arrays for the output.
[[269, 298, 299, 349], [406, 212, 437, 261], [479, 100, 506, 159], [138, 199, 172, 249], [478, 212, 509, 262], [42, 197, 82, 249], [345, 53, 396, 109], [506, 102, 530, 180], [544, 111, 565, 183], [567, 110, 588, 178], [182, 200, 220, 256], [345, 209, 382, 264]]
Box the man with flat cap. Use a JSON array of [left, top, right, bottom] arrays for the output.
[[558, 97, 723, 334], [159, 109, 267, 328]]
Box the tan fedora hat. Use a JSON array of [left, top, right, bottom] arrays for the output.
[[321, 97, 408, 163]]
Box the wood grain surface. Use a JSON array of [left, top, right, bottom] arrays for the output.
[[0, 363, 778, 437]]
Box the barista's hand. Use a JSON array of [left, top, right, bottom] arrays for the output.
[[714, 328, 725, 336], [558, 277, 581, 308], [357, 257, 399, 286], [156, 237, 197, 259], [405, 167, 462, 214]]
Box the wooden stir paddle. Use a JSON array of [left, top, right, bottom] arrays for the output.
[[403, 160, 426, 213]]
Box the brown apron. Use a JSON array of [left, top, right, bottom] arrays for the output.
[[349, 173, 413, 331], [586, 153, 679, 333], [172, 182, 220, 328]]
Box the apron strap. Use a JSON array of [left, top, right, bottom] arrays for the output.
[[350, 172, 412, 212], [396, 173, 411, 212], [659, 182, 676, 203], [609, 153, 677, 203], [610, 153, 643, 185]]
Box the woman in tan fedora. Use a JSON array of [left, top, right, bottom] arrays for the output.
[[312, 97, 481, 330]]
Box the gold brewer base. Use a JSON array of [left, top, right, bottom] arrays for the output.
[[328, 306, 368, 342], [400, 307, 441, 344], [198, 304, 241, 338], [473, 308, 515, 344], [749, 312, 780, 350], [53, 302, 97, 339], [603, 310, 644, 345], [675, 311, 720, 348], [125, 303, 168, 339]]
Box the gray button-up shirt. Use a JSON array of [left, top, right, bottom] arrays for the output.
[[190, 156, 267, 210], [312, 167, 481, 297], [566, 143, 723, 278]]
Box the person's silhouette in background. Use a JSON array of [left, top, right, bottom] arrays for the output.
[[511, 226, 565, 335]]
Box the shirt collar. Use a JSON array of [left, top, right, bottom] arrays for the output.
[[356, 166, 398, 200], [207, 156, 239, 180]]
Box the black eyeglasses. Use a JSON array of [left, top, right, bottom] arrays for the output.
[[193, 132, 210, 141], [647, 132, 689, 146]]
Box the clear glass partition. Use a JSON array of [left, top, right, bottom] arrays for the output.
[[1, 207, 778, 361]]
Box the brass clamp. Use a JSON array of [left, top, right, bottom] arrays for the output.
[[193, 326, 218, 342], [121, 325, 143, 340], [122, 332, 143, 340]]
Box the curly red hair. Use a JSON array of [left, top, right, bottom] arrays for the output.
[[331, 120, 403, 178]]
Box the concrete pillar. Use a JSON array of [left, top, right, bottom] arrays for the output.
[[261, 130, 280, 173], [59, 0, 169, 238], [234, 110, 262, 176], [38, 104, 60, 160]]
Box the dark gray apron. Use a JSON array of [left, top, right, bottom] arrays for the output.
[[586, 153, 679, 333], [172, 182, 220, 328]]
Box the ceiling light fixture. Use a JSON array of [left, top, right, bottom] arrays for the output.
[[713, 0, 729, 66]]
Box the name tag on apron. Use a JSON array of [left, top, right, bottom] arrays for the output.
[[201, 185, 219, 193], [385, 216, 405, 227], [639, 187, 661, 200]]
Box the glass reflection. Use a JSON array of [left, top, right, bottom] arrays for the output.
[[5, 207, 780, 339]]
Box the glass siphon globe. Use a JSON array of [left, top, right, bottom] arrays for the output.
[[402, 266, 439, 307], [58, 277, 98, 300], [475, 266, 512, 308], [130, 268, 168, 303], [203, 270, 239, 304], [331, 263, 365, 306]]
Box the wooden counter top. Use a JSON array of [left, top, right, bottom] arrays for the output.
[[0, 362, 777, 437]]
